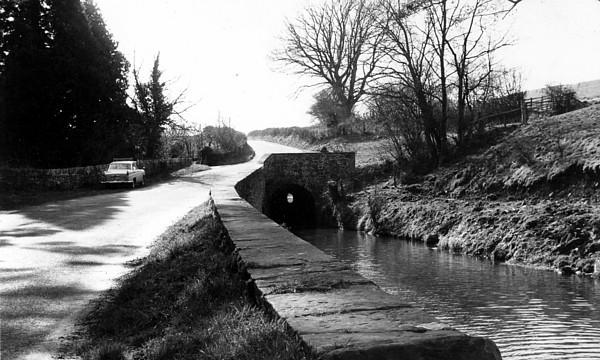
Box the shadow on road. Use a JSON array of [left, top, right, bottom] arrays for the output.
[[24, 241, 140, 257], [0, 227, 61, 238], [16, 192, 129, 231]]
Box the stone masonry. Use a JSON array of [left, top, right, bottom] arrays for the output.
[[235, 152, 355, 227]]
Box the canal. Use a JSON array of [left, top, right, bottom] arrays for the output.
[[295, 229, 600, 360]]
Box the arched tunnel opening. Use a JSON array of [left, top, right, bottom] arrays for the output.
[[265, 183, 316, 229]]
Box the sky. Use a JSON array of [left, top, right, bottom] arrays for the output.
[[94, 0, 600, 133]]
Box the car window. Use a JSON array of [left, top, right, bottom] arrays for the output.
[[109, 163, 131, 170]]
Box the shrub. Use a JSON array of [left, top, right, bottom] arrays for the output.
[[544, 84, 580, 115]]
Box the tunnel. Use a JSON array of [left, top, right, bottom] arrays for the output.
[[264, 183, 316, 229]]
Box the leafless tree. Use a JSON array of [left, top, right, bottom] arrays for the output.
[[276, 0, 385, 121], [378, 0, 444, 164], [372, 0, 513, 166], [436, 0, 510, 146]]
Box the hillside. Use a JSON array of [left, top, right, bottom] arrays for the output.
[[348, 105, 600, 277], [431, 104, 600, 198]]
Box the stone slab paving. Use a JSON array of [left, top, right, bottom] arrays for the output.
[[212, 186, 502, 360]]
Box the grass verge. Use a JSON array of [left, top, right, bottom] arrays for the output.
[[63, 198, 312, 360]]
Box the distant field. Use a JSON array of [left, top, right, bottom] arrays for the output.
[[526, 78, 600, 102]]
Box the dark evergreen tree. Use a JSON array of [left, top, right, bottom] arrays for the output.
[[81, 0, 130, 161], [0, 1, 16, 162], [47, 0, 129, 166], [1, 0, 130, 167], [1, 0, 53, 165]]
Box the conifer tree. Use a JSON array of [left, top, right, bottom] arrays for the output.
[[0, 0, 131, 167], [1, 0, 52, 165]]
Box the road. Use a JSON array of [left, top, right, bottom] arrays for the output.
[[0, 140, 302, 360]]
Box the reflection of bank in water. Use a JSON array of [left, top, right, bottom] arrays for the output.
[[264, 184, 315, 229], [296, 228, 600, 360]]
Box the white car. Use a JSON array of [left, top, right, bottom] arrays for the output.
[[102, 160, 145, 188]]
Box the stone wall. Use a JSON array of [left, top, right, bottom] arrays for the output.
[[234, 168, 265, 211], [262, 152, 355, 194], [0, 158, 192, 191]]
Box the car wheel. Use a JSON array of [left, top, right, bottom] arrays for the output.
[[132, 179, 136, 189]]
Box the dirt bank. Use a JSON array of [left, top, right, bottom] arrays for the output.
[[348, 185, 600, 276]]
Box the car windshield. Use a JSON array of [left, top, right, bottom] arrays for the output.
[[109, 163, 131, 170]]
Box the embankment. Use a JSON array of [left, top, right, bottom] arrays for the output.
[[348, 105, 600, 276], [349, 187, 600, 275]]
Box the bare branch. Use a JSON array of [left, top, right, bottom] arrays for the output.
[[275, 0, 385, 116]]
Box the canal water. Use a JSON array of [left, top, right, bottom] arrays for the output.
[[295, 229, 600, 360]]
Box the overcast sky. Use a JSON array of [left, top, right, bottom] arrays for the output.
[[94, 0, 600, 133]]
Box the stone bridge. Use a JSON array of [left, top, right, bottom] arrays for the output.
[[235, 152, 355, 228]]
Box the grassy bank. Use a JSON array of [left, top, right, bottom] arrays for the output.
[[63, 199, 312, 360], [351, 187, 600, 275]]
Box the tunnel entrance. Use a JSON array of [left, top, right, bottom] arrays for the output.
[[265, 183, 316, 229]]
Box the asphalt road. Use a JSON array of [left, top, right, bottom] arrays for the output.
[[0, 140, 302, 360]]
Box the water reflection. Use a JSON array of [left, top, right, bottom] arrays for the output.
[[296, 229, 600, 360]]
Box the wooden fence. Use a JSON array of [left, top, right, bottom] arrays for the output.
[[522, 96, 555, 116], [477, 95, 569, 129]]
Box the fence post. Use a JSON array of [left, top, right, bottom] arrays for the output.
[[520, 100, 528, 124]]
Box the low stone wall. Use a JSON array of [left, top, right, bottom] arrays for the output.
[[0, 158, 192, 191]]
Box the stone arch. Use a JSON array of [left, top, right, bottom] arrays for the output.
[[264, 182, 316, 229]]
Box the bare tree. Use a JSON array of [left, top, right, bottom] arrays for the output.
[[373, 0, 513, 167], [369, 85, 430, 174], [276, 0, 385, 120], [378, 0, 443, 164], [439, 0, 510, 146]]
